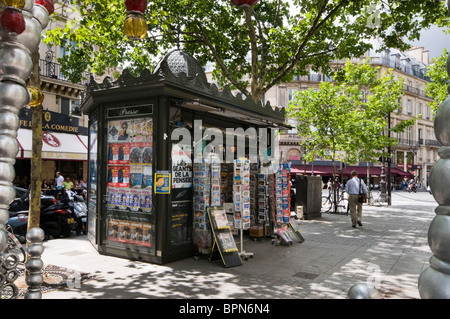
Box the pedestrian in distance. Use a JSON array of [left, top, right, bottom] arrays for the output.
[[54, 171, 64, 198], [344, 170, 368, 228]]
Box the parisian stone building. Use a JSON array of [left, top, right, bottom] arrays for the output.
[[264, 44, 437, 189]]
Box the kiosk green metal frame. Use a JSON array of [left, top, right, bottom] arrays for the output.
[[81, 50, 285, 264]]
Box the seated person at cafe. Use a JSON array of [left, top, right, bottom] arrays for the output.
[[63, 177, 74, 199]]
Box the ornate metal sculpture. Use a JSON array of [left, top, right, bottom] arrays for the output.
[[348, 283, 382, 299], [418, 54, 450, 298], [24, 227, 45, 299], [0, 0, 51, 299], [0, 228, 21, 298], [417, 1, 450, 298]]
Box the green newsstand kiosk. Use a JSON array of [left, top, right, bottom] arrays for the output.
[[82, 50, 286, 264]]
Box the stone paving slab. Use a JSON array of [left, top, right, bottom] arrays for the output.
[[36, 190, 437, 300]]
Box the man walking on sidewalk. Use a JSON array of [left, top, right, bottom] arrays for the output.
[[345, 170, 368, 228]]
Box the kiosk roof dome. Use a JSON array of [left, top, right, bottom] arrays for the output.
[[154, 49, 207, 83]]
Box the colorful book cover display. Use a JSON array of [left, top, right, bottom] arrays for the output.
[[106, 118, 153, 214], [192, 155, 293, 255], [106, 219, 153, 247]]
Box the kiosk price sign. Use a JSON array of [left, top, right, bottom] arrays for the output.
[[154, 171, 171, 194]]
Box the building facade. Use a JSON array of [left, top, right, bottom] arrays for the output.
[[14, 1, 91, 185], [269, 45, 437, 188]]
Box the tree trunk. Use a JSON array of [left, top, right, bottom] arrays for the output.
[[244, 7, 262, 105], [27, 51, 43, 232]]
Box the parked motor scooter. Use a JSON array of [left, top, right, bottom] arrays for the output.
[[407, 183, 417, 193], [7, 210, 29, 243], [7, 188, 56, 243], [40, 197, 77, 240], [67, 190, 87, 235]]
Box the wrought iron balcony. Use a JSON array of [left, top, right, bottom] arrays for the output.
[[403, 84, 432, 99], [425, 139, 441, 147], [39, 59, 90, 86], [369, 57, 431, 82], [396, 138, 419, 148]]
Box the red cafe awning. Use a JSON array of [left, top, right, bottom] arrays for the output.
[[290, 165, 412, 177]]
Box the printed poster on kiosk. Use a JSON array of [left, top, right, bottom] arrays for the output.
[[106, 117, 153, 215], [154, 171, 171, 194]]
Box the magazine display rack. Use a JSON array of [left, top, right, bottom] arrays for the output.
[[193, 154, 221, 255], [208, 206, 242, 268], [233, 158, 253, 260], [275, 162, 291, 225]]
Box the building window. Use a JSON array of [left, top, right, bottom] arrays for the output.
[[71, 99, 82, 117], [59, 40, 77, 81], [287, 118, 298, 134], [407, 99, 412, 115], [426, 104, 430, 119], [407, 127, 412, 145], [61, 97, 70, 115], [287, 148, 301, 161], [418, 103, 422, 118], [61, 97, 82, 117], [288, 89, 298, 102]]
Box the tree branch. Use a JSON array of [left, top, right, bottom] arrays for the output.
[[266, 0, 350, 89], [244, 7, 260, 101], [195, 22, 249, 95]]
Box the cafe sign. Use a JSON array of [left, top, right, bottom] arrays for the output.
[[19, 109, 88, 135]]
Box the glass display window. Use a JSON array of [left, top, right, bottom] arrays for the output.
[[105, 117, 154, 252]]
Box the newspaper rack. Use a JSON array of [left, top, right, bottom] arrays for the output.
[[288, 220, 305, 243], [208, 206, 243, 268]]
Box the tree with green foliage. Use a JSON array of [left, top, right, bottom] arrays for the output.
[[286, 59, 414, 210], [425, 49, 449, 118], [45, 0, 449, 104]]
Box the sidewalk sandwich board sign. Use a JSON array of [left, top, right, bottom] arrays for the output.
[[208, 206, 242, 268]]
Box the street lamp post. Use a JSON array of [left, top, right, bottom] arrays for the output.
[[379, 156, 387, 202], [409, 147, 417, 181], [0, 0, 52, 299]]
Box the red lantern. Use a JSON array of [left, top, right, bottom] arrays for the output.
[[0, 7, 25, 34], [231, 0, 259, 8], [125, 0, 147, 13], [35, 0, 55, 15]]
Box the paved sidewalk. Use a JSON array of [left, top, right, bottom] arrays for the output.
[[37, 190, 437, 299]]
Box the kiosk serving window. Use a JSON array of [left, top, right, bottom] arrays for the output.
[[104, 113, 154, 253]]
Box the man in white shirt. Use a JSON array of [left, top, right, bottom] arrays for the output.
[[55, 171, 64, 198], [344, 170, 368, 228]]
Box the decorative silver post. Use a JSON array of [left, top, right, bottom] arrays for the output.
[[417, 37, 450, 298], [24, 227, 44, 299], [0, 0, 51, 299], [348, 283, 382, 299]]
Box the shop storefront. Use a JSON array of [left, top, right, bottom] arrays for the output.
[[15, 109, 88, 183], [82, 50, 290, 265]]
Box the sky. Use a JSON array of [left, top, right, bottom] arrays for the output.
[[411, 25, 450, 61]]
